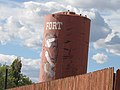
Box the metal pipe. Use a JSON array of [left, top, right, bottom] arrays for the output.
[[4, 67, 8, 89]]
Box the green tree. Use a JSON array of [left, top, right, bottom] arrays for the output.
[[0, 57, 33, 89], [10, 57, 22, 86], [18, 74, 32, 86]]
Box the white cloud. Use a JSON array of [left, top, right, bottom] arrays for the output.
[[106, 44, 120, 56], [92, 53, 108, 64], [64, 0, 120, 10], [0, 54, 16, 64], [94, 31, 120, 56], [0, 1, 112, 49], [0, 1, 43, 49], [0, 54, 40, 82], [93, 39, 105, 49], [89, 10, 111, 41]]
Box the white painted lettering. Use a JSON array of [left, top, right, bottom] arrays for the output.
[[49, 22, 52, 30], [46, 22, 49, 30], [52, 22, 57, 30], [57, 22, 63, 30], [46, 22, 63, 30]]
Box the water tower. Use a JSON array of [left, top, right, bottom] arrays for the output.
[[40, 11, 91, 82]]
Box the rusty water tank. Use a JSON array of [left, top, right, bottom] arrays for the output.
[[40, 11, 91, 82]]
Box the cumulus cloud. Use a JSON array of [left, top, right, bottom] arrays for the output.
[[0, 1, 43, 49], [0, 1, 112, 49], [0, 54, 40, 82], [92, 53, 108, 64], [64, 0, 120, 10], [106, 44, 120, 56], [94, 30, 120, 56], [93, 39, 105, 49], [103, 10, 120, 56], [89, 10, 111, 41], [0, 54, 16, 64]]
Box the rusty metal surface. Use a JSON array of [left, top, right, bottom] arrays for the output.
[[40, 11, 91, 82], [114, 69, 120, 90], [8, 68, 114, 90]]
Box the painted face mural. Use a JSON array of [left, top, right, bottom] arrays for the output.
[[45, 33, 57, 48], [43, 33, 58, 80]]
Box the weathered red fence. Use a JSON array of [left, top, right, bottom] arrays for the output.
[[7, 68, 116, 90]]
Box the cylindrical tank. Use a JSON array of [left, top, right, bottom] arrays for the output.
[[40, 11, 91, 82]]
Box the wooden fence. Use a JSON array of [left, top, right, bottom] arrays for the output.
[[7, 68, 117, 90]]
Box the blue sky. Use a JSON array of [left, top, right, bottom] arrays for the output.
[[0, 0, 120, 82]]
